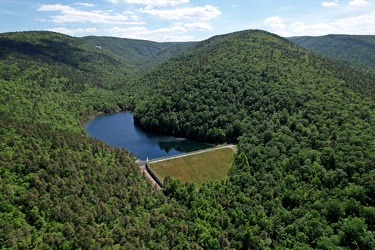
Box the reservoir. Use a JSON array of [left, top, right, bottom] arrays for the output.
[[84, 111, 212, 160]]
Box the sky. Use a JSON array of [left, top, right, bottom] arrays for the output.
[[0, 0, 374, 42]]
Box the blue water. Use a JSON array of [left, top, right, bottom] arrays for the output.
[[84, 111, 212, 160]]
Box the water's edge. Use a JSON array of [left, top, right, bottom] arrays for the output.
[[84, 111, 212, 160]]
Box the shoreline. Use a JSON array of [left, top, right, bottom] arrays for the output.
[[81, 107, 133, 125]]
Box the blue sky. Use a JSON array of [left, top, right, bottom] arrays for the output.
[[1, 0, 374, 41]]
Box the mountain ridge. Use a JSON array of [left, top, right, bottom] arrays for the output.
[[1, 29, 374, 249], [134, 29, 375, 141], [288, 34, 375, 74], [80, 35, 198, 70]]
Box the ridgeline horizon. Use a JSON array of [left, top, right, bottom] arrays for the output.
[[1, 28, 374, 249]]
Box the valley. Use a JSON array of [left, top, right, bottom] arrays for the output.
[[1, 30, 375, 249]]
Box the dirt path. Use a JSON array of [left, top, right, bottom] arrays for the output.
[[137, 160, 162, 190]]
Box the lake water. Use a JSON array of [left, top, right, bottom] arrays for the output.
[[84, 111, 212, 160]]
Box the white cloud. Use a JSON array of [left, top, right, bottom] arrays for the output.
[[85, 28, 98, 33], [38, 4, 70, 11], [185, 22, 213, 31], [140, 5, 221, 20], [37, 4, 130, 24], [330, 11, 375, 33], [122, 0, 189, 7], [75, 2, 95, 7], [265, 16, 287, 31], [130, 15, 141, 21], [290, 22, 332, 35], [265, 11, 375, 36], [108, 25, 194, 41], [322, 1, 339, 7], [122, 10, 135, 15], [122, 10, 142, 20], [48, 27, 98, 36], [349, 0, 369, 6]]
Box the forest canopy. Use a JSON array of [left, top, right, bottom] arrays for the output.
[[1, 30, 375, 249], [289, 34, 375, 76]]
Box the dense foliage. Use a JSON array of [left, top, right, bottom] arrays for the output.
[[1, 29, 375, 249], [135, 30, 375, 248], [134, 30, 375, 141], [289, 34, 375, 75], [80, 36, 197, 70], [0, 31, 195, 249]]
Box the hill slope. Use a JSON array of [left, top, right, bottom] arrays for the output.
[[135, 30, 375, 142], [134, 29, 375, 248], [1, 30, 375, 249], [289, 34, 375, 74], [0, 31, 199, 249], [81, 36, 197, 70]]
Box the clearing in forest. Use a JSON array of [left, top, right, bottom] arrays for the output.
[[149, 147, 236, 185]]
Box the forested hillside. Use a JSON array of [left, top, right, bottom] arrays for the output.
[[289, 34, 375, 75], [135, 30, 375, 248], [0, 31, 137, 121], [135, 30, 375, 141], [1, 30, 375, 249], [0, 31, 199, 249], [81, 36, 197, 70]]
